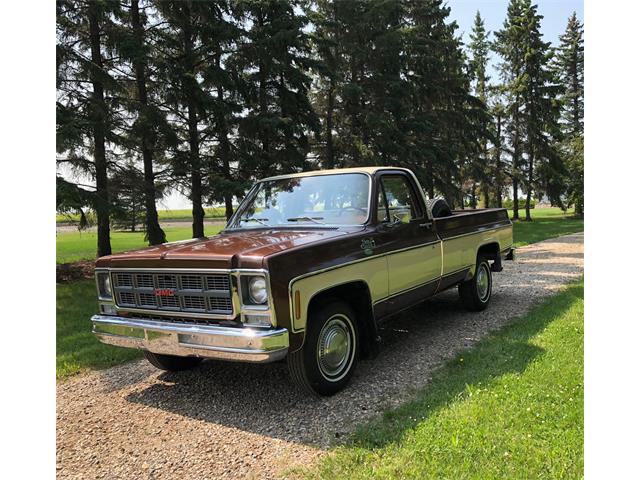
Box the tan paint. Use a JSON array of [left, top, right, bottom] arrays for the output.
[[289, 224, 512, 333], [290, 256, 388, 332], [442, 225, 512, 276], [387, 242, 442, 295]]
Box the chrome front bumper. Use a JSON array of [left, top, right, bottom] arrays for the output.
[[91, 315, 289, 363]]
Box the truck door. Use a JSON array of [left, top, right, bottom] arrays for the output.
[[374, 171, 442, 310]]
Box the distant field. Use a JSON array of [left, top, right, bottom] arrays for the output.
[[510, 207, 583, 247], [55, 207, 581, 264], [56, 225, 224, 264], [56, 206, 227, 224]]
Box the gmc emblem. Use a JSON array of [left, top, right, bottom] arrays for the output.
[[154, 288, 175, 297]]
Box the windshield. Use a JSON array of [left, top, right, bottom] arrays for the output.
[[228, 173, 370, 229]]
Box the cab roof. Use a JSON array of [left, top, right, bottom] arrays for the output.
[[259, 166, 410, 182]]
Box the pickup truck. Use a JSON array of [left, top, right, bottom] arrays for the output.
[[92, 167, 514, 395]]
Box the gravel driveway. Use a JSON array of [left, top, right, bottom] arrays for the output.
[[56, 232, 584, 479]]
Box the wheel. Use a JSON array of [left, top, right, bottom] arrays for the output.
[[426, 197, 452, 218], [143, 351, 202, 372], [287, 300, 359, 396], [458, 257, 493, 311]]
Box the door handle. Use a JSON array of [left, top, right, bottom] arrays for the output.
[[419, 221, 432, 229]]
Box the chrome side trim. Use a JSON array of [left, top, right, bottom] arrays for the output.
[[92, 315, 289, 363]]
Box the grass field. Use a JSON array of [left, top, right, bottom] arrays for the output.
[[298, 279, 584, 479], [56, 206, 227, 224], [57, 280, 142, 378], [56, 224, 224, 264], [511, 208, 583, 248]]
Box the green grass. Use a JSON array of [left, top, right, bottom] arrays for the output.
[[56, 207, 227, 223], [56, 224, 224, 264], [56, 280, 143, 379], [297, 279, 584, 479], [511, 207, 583, 248]]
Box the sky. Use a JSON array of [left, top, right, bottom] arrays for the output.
[[449, 0, 584, 81]]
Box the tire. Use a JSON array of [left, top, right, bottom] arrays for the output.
[[143, 351, 202, 372], [425, 197, 452, 218], [458, 257, 493, 311], [287, 300, 359, 396]]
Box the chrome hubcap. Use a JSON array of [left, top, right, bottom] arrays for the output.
[[476, 264, 490, 302], [317, 315, 353, 380]]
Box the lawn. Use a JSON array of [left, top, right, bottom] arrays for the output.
[[57, 280, 143, 378], [297, 279, 584, 479], [56, 206, 227, 224], [511, 207, 583, 248], [56, 224, 224, 264]]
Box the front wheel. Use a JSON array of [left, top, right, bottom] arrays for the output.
[[143, 351, 202, 372], [458, 258, 493, 311], [287, 300, 359, 396]]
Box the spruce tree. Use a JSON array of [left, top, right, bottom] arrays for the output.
[[57, 0, 124, 256], [235, 0, 319, 180], [555, 12, 584, 215], [494, 0, 527, 220], [154, 1, 214, 238], [120, 0, 167, 244], [520, 0, 562, 220], [468, 11, 492, 208]]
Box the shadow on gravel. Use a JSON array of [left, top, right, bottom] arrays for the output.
[[123, 279, 581, 448]]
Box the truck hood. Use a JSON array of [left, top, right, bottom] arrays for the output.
[[95, 228, 352, 270]]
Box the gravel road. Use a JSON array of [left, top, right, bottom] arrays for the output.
[[56, 232, 584, 479]]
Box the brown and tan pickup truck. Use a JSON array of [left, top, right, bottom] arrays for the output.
[[92, 167, 514, 395]]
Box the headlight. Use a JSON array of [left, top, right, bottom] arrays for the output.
[[96, 272, 112, 300], [248, 276, 268, 304]]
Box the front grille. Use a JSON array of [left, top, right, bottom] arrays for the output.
[[112, 271, 233, 316]]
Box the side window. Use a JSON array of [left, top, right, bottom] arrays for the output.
[[380, 175, 418, 224]]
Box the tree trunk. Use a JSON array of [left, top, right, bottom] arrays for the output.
[[215, 57, 234, 222], [482, 184, 490, 208], [511, 105, 520, 220], [182, 7, 204, 238], [131, 0, 166, 245], [88, 1, 111, 257], [495, 112, 503, 208], [325, 77, 335, 169], [525, 149, 534, 222], [470, 182, 477, 209]]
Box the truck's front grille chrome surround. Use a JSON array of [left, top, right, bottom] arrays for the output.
[[112, 271, 233, 315]]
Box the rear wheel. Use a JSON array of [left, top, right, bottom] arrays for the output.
[[458, 258, 493, 311], [287, 300, 359, 396], [143, 351, 202, 372]]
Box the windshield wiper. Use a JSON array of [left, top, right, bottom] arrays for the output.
[[287, 216, 325, 224], [240, 217, 269, 226]]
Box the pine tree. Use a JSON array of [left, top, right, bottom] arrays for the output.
[[556, 12, 584, 137], [520, 0, 562, 220], [154, 1, 215, 238], [468, 11, 492, 208], [57, 0, 124, 257], [555, 12, 584, 215], [118, 0, 167, 244], [235, 0, 319, 180], [198, 1, 246, 220], [494, 0, 527, 220]]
